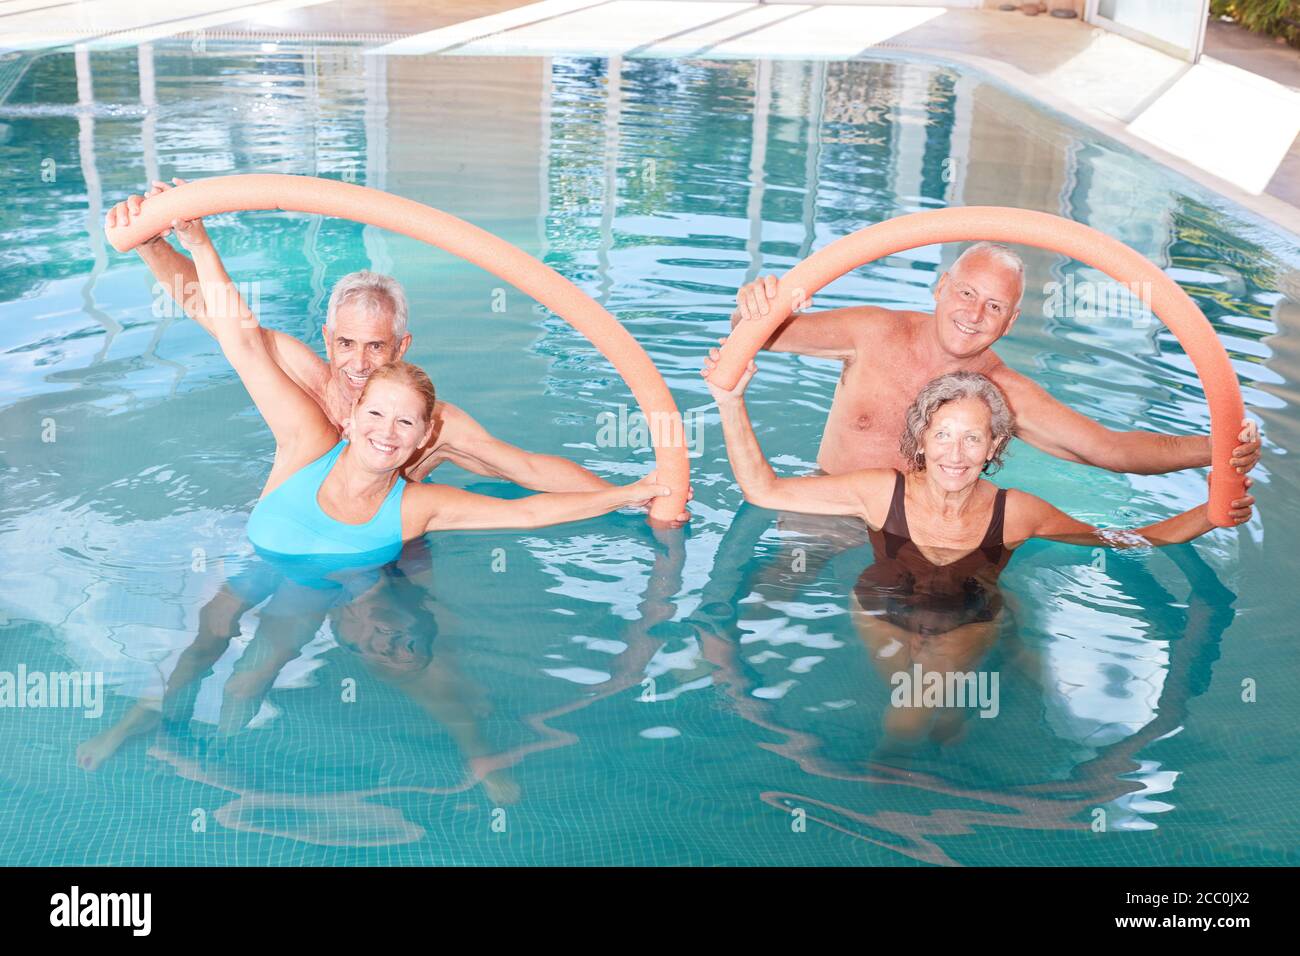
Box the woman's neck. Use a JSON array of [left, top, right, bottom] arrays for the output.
[[912, 470, 979, 519], [336, 442, 398, 500]]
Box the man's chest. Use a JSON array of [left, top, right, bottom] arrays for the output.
[[831, 351, 936, 430]]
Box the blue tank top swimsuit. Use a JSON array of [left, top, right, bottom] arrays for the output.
[[247, 439, 407, 567]]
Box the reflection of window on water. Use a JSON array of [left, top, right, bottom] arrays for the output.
[[822, 61, 901, 130]]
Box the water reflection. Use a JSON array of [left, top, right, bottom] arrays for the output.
[[74, 540, 509, 790], [69, 520, 689, 846]]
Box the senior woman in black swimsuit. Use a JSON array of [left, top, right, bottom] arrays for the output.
[[704, 355, 1255, 744]]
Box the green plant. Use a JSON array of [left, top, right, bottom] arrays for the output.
[[1211, 0, 1300, 48]]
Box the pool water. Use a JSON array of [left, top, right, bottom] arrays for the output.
[[0, 45, 1297, 866]]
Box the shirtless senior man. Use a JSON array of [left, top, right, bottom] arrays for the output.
[[727, 241, 1261, 487], [111, 177, 676, 499]]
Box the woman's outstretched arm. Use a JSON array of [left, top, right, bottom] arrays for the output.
[[1005, 477, 1256, 549], [415, 471, 674, 532], [173, 217, 332, 451], [703, 342, 892, 523]]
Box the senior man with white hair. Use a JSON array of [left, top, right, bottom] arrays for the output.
[[726, 241, 1260, 485]]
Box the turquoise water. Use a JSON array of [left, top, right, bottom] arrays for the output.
[[0, 45, 1297, 866]]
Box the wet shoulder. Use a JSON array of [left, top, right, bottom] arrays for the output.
[[428, 398, 465, 431], [983, 355, 1025, 388], [1001, 486, 1051, 549], [875, 306, 925, 339], [856, 467, 901, 530], [281, 337, 332, 405], [427, 399, 462, 442], [844, 308, 921, 369], [399, 479, 444, 539], [832, 305, 914, 343]]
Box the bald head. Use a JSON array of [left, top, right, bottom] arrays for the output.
[[949, 241, 1025, 311]]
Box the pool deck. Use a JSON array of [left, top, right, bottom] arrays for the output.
[[3, 1, 1298, 239]]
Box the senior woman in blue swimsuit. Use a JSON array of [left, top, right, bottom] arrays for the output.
[[74, 214, 674, 773], [703, 347, 1255, 744]]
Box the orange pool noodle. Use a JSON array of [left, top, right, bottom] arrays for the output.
[[710, 207, 1246, 527], [105, 174, 690, 523]]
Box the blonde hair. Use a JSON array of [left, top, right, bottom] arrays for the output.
[[358, 361, 437, 425]]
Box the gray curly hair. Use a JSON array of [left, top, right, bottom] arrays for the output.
[[325, 270, 409, 339], [899, 371, 1017, 475]]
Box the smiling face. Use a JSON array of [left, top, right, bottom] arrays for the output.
[[323, 301, 412, 403], [932, 250, 1022, 359], [349, 377, 433, 471], [920, 396, 998, 492]]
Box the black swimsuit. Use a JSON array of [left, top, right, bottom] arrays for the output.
[[853, 471, 1010, 636]]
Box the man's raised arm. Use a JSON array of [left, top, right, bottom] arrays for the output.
[[110, 179, 326, 393], [730, 274, 866, 359], [995, 367, 1260, 497], [108, 179, 213, 333]]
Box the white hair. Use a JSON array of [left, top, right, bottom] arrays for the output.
[[325, 271, 409, 340], [900, 371, 1017, 475], [949, 241, 1025, 308]]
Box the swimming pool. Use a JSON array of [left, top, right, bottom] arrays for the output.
[[0, 43, 1296, 866]]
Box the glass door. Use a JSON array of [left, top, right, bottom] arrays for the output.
[[1087, 0, 1209, 61]]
